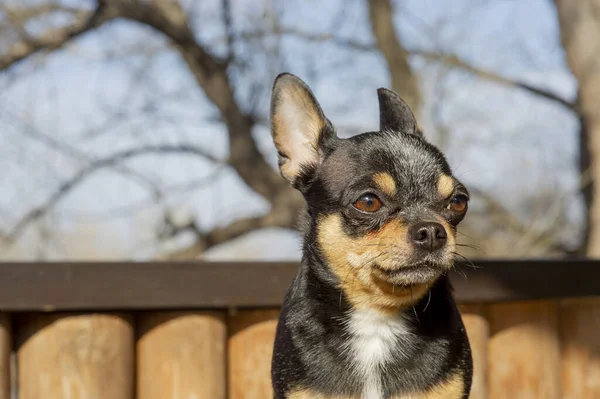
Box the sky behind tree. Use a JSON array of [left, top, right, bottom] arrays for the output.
[[0, 0, 581, 260]]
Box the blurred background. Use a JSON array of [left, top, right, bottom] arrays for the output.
[[2, 2, 600, 399], [0, 0, 594, 261]]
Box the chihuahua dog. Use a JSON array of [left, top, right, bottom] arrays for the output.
[[269, 73, 472, 399]]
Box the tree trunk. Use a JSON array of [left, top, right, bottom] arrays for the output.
[[368, 0, 421, 118], [554, 0, 600, 256]]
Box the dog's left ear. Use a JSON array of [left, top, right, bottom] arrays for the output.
[[377, 88, 420, 135], [270, 73, 336, 187]]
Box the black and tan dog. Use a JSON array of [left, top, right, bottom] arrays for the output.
[[269, 73, 472, 399]]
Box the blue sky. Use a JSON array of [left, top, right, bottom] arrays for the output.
[[0, 0, 581, 259]]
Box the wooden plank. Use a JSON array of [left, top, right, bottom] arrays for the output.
[[488, 301, 560, 399], [0, 260, 597, 311], [560, 297, 600, 399], [459, 304, 489, 399], [228, 309, 279, 399], [137, 311, 226, 399], [0, 262, 294, 311], [16, 313, 133, 399], [0, 313, 10, 399]]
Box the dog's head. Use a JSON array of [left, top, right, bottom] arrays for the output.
[[270, 73, 468, 310]]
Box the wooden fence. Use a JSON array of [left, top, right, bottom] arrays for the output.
[[0, 260, 598, 398]]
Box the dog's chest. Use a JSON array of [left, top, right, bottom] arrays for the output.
[[346, 309, 412, 399]]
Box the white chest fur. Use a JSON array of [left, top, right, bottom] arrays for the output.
[[346, 309, 412, 399]]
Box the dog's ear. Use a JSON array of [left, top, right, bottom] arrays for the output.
[[271, 73, 335, 186], [377, 88, 420, 135]]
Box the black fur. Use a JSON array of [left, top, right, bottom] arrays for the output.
[[272, 271, 472, 398], [270, 73, 473, 398]]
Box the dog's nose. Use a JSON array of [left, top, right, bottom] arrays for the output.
[[409, 222, 447, 252]]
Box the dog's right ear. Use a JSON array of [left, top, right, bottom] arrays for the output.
[[270, 73, 336, 188]]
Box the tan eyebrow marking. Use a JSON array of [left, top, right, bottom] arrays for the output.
[[437, 174, 455, 199], [373, 172, 397, 197]]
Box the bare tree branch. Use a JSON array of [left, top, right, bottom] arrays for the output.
[[246, 27, 576, 112], [468, 184, 577, 257], [411, 50, 577, 111], [221, 0, 234, 61], [113, 0, 301, 206], [3, 144, 223, 241], [1, 105, 164, 209], [2, 3, 81, 22], [0, 1, 116, 71], [368, 0, 421, 116], [0, 0, 305, 259], [60, 166, 225, 222], [162, 208, 297, 260], [555, 0, 600, 255]]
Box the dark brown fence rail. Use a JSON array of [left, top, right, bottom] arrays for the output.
[[0, 260, 598, 399], [0, 259, 597, 311]]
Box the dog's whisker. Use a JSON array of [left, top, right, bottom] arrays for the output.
[[454, 265, 468, 280], [452, 252, 480, 270], [455, 242, 486, 254], [410, 286, 420, 323], [423, 290, 432, 312]]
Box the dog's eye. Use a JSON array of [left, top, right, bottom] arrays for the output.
[[353, 194, 382, 213], [448, 194, 468, 213]]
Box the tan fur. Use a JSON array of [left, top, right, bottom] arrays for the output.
[[288, 389, 354, 399], [393, 373, 465, 399], [288, 373, 464, 398], [436, 174, 455, 199], [272, 84, 325, 182], [317, 214, 439, 313], [373, 172, 397, 197], [438, 218, 456, 249]]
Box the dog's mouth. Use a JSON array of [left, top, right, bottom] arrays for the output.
[[372, 260, 448, 286]]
